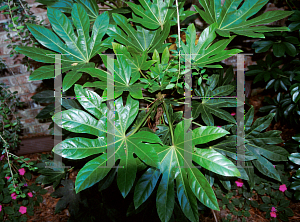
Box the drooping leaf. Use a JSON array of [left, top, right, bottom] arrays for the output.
[[117, 153, 137, 198], [156, 172, 175, 222], [176, 168, 199, 222], [134, 167, 161, 209]]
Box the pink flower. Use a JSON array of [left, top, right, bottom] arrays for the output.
[[19, 206, 27, 215], [279, 184, 287, 192], [5, 176, 10, 180], [0, 155, 4, 160], [235, 179, 243, 187], [217, 126, 221, 128], [11, 192, 17, 200], [0, 205, 2, 212], [27, 192, 33, 197], [231, 112, 236, 116], [273, 165, 276, 168], [270, 212, 277, 218], [18, 168, 25, 176], [271, 207, 276, 212]]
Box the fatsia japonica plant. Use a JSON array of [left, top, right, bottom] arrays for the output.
[[15, 0, 293, 221]]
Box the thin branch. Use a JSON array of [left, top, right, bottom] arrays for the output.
[[18, 0, 28, 15], [0, 134, 17, 188], [211, 209, 218, 222], [175, 0, 181, 89]]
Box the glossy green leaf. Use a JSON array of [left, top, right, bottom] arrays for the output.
[[29, 63, 75, 81], [53, 87, 162, 193], [62, 63, 95, 92], [192, 148, 241, 177], [194, 0, 293, 38], [154, 120, 228, 219], [52, 109, 107, 137], [192, 74, 238, 125], [181, 23, 242, 67], [76, 0, 99, 20], [53, 137, 107, 159], [117, 153, 137, 198], [74, 84, 106, 119], [107, 13, 170, 53], [81, 54, 145, 99], [188, 167, 219, 210], [127, 0, 175, 30], [192, 126, 230, 145], [289, 153, 300, 165], [156, 173, 175, 222], [176, 168, 199, 222], [75, 154, 111, 193], [21, 4, 110, 86], [134, 167, 161, 209], [14, 46, 58, 63], [112, 42, 156, 83]]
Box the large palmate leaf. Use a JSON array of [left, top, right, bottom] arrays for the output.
[[192, 74, 237, 126], [80, 53, 146, 99], [180, 23, 242, 68], [127, 0, 175, 30], [154, 119, 240, 222], [194, 0, 293, 38], [212, 106, 289, 182], [15, 4, 110, 84], [52, 85, 162, 194], [107, 13, 171, 53], [51, 179, 81, 215]]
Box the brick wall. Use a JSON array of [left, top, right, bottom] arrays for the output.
[[0, 1, 50, 138]]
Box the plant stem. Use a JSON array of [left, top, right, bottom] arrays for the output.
[[211, 209, 218, 222], [102, 2, 117, 9], [0, 134, 16, 188], [162, 100, 175, 145], [139, 69, 148, 79], [192, 121, 203, 127], [8, 152, 31, 165], [130, 99, 162, 135], [8, 0, 23, 40], [18, 0, 28, 15]]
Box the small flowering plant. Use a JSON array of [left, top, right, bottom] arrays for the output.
[[0, 138, 47, 221], [216, 164, 294, 222]]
